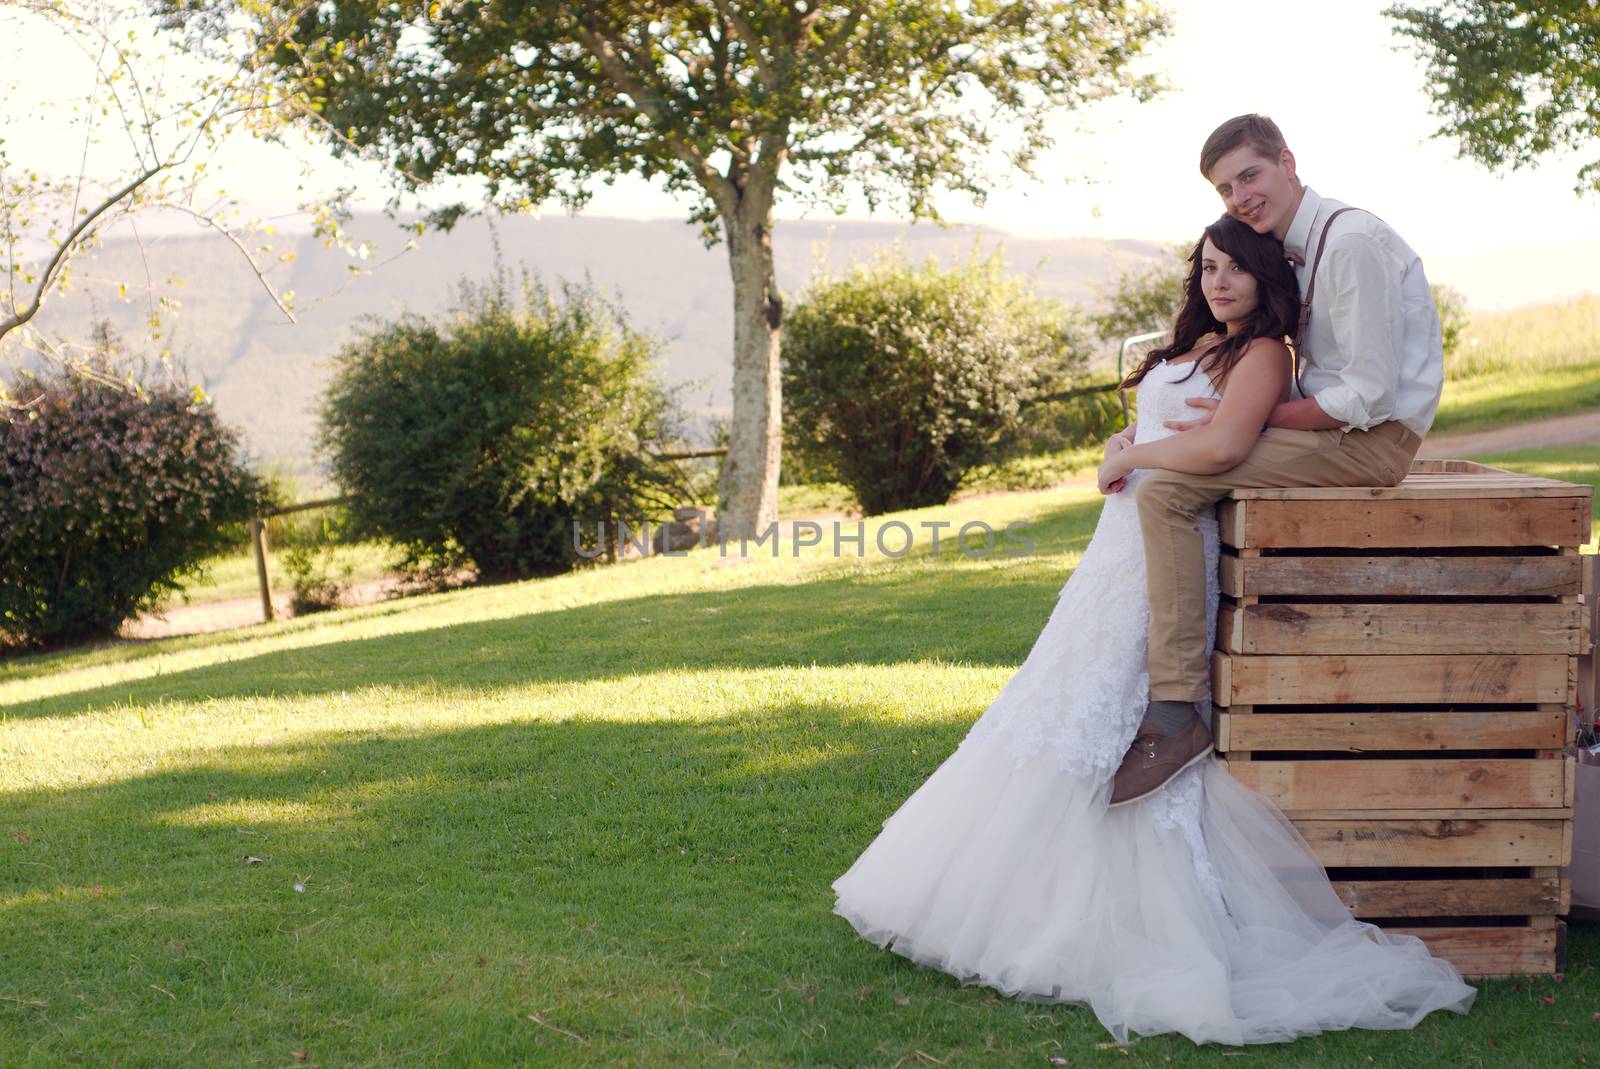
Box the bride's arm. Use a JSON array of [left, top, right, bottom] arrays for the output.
[[1097, 339, 1290, 492], [1103, 421, 1136, 457]]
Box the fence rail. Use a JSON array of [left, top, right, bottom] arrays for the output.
[[247, 337, 1157, 623], [246, 446, 728, 622]]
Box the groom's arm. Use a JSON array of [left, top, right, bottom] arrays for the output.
[[1166, 394, 1343, 432], [1265, 397, 1344, 430]]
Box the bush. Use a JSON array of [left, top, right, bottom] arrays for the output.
[[0, 358, 264, 649], [1090, 245, 1187, 348], [319, 274, 688, 582], [781, 252, 1095, 515], [280, 510, 355, 615], [1432, 283, 1469, 367]]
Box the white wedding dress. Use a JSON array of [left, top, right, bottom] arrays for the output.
[[831, 357, 1477, 1046]]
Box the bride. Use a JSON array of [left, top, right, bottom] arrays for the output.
[[830, 214, 1477, 1046]]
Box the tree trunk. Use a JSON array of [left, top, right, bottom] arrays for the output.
[[715, 200, 783, 542]]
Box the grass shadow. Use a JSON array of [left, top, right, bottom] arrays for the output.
[[2, 497, 1113, 721], [2, 703, 1564, 1068]]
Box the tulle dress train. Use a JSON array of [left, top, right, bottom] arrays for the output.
[[830, 358, 1477, 1045]]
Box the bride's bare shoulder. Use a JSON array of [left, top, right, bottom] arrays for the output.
[[1240, 335, 1292, 364]]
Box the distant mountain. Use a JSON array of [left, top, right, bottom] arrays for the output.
[[24, 213, 1168, 477]]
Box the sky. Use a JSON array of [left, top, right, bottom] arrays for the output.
[[6, 0, 1598, 309]]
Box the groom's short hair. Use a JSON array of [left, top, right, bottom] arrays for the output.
[[1200, 114, 1288, 178]]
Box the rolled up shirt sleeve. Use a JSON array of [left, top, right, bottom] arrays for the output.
[[1309, 235, 1404, 433]]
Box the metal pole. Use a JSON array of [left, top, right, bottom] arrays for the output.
[[250, 515, 273, 623]]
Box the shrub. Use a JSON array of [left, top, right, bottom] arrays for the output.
[[280, 510, 355, 615], [0, 358, 265, 649], [781, 252, 1095, 515], [1432, 283, 1469, 367], [319, 275, 688, 582], [1090, 245, 1188, 348]]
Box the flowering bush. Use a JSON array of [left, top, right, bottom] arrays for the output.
[[0, 364, 265, 649]]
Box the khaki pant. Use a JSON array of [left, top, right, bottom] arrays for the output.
[[1137, 421, 1423, 702]]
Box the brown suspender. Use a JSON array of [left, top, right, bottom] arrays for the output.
[[1292, 206, 1368, 395]]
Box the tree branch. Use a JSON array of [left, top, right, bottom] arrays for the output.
[[160, 202, 298, 323], [810, 3, 867, 64], [709, 0, 778, 88], [570, 21, 736, 216], [0, 165, 161, 341]]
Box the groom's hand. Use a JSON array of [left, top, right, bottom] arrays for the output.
[[1163, 397, 1219, 432]]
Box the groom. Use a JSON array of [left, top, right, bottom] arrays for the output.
[[1106, 113, 1444, 807]]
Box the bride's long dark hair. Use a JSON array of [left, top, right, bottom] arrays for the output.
[[1119, 214, 1299, 393]]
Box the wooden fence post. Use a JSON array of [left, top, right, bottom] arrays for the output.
[[249, 515, 273, 623]]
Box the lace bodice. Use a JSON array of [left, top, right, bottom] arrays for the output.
[[1132, 359, 1221, 447]]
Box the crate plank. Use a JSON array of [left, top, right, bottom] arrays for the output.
[[1383, 926, 1561, 977], [1218, 495, 1588, 549], [1212, 652, 1573, 705], [1330, 877, 1567, 918], [1227, 479, 1588, 501], [1230, 460, 1586, 499], [1218, 602, 1584, 656], [1283, 807, 1573, 820], [1218, 552, 1583, 599], [1292, 818, 1567, 867], [1409, 460, 1509, 475], [1224, 758, 1567, 810], [1213, 709, 1567, 752]]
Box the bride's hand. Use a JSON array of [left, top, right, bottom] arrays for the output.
[[1103, 433, 1129, 461], [1097, 454, 1131, 496], [1164, 397, 1220, 432]]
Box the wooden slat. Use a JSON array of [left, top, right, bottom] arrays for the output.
[[1218, 602, 1584, 655], [1218, 552, 1583, 599], [1383, 925, 1561, 977], [1228, 481, 1588, 501], [1331, 877, 1567, 918], [1227, 460, 1582, 499], [1225, 758, 1567, 810], [1409, 459, 1510, 476], [1291, 818, 1567, 867], [1583, 556, 1598, 728], [1218, 495, 1589, 549], [1213, 709, 1567, 752], [1211, 652, 1574, 705], [1283, 807, 1572, 820]]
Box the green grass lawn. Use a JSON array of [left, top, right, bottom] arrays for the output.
[[6, 457, 1600, 1066], [1433, 360, 1600, 436], [1433, 294, 1600, 434]]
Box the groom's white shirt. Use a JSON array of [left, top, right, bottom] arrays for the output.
[[1283, 186, 1443, 437]]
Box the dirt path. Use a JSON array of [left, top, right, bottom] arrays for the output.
[[120, 575, 406, 641], [1418, 408, 1600, 459]]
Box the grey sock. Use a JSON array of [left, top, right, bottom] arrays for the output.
[[1143, 699, 1199, 736]]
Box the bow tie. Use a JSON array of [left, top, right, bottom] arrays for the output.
[[1285, 248, 1306, 267]]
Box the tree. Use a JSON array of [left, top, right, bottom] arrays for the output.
[[1389, 1, 1600, 195], [0, 0, 397, 415], [151, 0, 1170, 540]]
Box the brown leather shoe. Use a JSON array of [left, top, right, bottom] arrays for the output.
[[1106, 713, 1214, 808]]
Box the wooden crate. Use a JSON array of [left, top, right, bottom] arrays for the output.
[[1213, 459, 1594, 978]]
